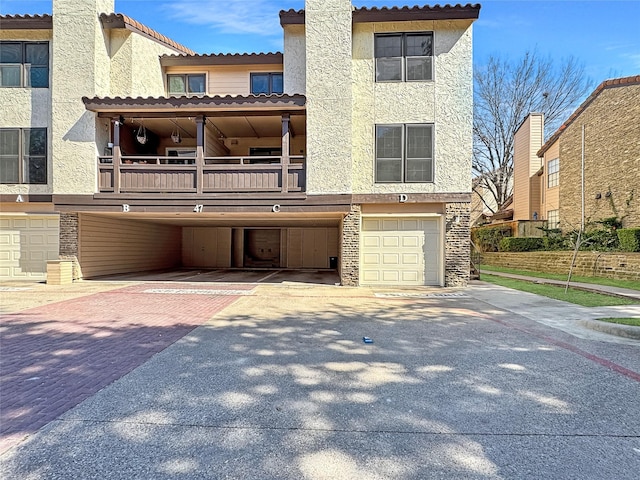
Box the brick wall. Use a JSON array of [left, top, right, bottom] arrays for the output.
[[445, 202, 471, 287], [482, 251, 640, 281], [340, 204, 360, 286], [559, 83, 640, 230]]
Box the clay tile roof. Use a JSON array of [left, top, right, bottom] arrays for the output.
[[99, 13, 194, 55], [279, 4, 481, 25], [0, 14, 52, 29], [537, 74, 640, 156], [161, 52, 283, 67]]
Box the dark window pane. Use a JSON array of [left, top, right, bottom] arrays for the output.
[[405, 34, 432, 57], [0, 65, 21, 86], [251, 74, 269, 94], [0, 43, 22, 63], [0, 157, 20, 183], [272, 73, 283, 94], [406, 125, 432, 159], [406, 57, 432, 81], [25, 43, 48, 65], [187, 74, 205, 93], [24, 128, 47, 156], [376, 125, 402, 159], [168, 75, 186, 94], [376, 58, 402, 81], [0, 129, 19, 155], [25, 156, 47, 184], [406, 158, 433, 182], [26, 65, 49, 87], [375, 35, 402, 58], [376, 159, 402, 182]]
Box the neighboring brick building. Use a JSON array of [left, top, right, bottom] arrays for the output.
[[538, 76, 640, 231]]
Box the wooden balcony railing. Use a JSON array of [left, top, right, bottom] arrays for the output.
[[97, 155, 306, 194]]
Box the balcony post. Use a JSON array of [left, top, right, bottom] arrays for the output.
[[196, 115, 204, 194], [112, 117, 121, 194], [281, 113, 290, 193]]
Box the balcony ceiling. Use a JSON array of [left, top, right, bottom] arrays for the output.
[[123, 114, 305, 140]]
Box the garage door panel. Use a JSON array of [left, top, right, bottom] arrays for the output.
[[382, 236, 400, 248], [361, 216, 440, 286], [0, 215, 60, 280]]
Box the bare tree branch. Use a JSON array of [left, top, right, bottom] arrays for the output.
[[473, 50, 593, 212]]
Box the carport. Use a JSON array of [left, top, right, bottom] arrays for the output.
[[75, 211, 342, 280]]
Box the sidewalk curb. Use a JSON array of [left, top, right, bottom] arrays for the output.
[[579, 319, 640, 340]]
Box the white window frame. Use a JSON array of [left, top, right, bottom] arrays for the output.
[[547, 158, 559, 188], [547, 209, 559, 229]]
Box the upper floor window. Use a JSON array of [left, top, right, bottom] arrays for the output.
[[250, 72, 283, 95], [547, 158, 559, 188], [167, 73, 206, 96], [0, 128, 47, 184], [0, 41, 49, 88], [376, 124, 434, 183], [375, 33, 433, 82]]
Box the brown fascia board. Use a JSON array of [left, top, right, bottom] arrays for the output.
[[0, 14, 52, 30], [279, 4, 481, 25], [161, 52, 283, 67], [537, 74, 640, 156], [82, 94, 306, 113], [100, 13, 195, 55]]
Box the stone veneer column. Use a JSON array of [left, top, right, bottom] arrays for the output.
[[59, 212, 82, 279], [304, 0, 353, 194], [340, 204, 361, 286], [445, 202, 471, 287]]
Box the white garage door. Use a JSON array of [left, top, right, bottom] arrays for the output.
[[361, 217, 441, 286], [0, 214, 59, 280]]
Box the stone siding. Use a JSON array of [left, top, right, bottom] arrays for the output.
[[559, 83, 640, 230], [445, 202, 470, 286], [340, 204, 361, 286], [482, 252, 640, 281], [59, 212, 82, 279]]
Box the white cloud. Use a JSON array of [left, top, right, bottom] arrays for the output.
[[160, 0, 300, 36]]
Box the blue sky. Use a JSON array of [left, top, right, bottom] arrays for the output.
[[2, 0, 639, 85]]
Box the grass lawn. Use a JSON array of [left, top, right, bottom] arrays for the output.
[[479, 264, 640, 291], [480, 274, 639, 307], [596, 317, 640, 327]]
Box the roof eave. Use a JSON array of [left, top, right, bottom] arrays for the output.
[[160, 52, 283, 67], [0, 14, 52, 30]]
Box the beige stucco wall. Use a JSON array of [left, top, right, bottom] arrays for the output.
[[283, 24, 306, 95], [0, 29, 53, 196], [305, 0, 353, 195], [351, 20, 474, 195]]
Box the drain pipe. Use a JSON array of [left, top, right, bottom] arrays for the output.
[[581, 124, 585, 231]]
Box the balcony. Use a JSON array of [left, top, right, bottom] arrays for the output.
[[98, 155, 306, 194]]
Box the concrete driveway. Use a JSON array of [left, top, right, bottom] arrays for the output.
[[1, 281, 639, 479]]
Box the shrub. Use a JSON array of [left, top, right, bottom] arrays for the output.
[[617, 228, 640, 252], [543, 235, 568, 250], [473, 225, 512, 252], [582, 228, 620, 251], [499, 237, 544, 252]]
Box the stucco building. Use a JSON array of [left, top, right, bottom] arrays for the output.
[[0, 0, 479, 286]]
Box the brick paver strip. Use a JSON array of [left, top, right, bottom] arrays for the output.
[[0, 284, 251, 454]]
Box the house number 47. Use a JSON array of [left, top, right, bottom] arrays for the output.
[[194, 204, 204, 213]]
